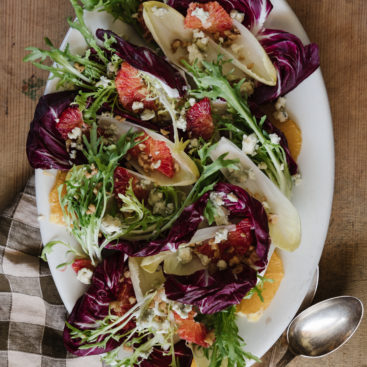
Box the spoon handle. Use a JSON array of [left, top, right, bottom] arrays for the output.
[[275, 348, 296, 367]]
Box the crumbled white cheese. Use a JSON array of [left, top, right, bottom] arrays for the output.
[[275, 97, 286, 110], [188, 98, 196, 106], [177, 247, 192, 264], [148, 190, 163, 206], [107, 61, 118, 75], [248, 168, 256, 180], [214, 228, 229, 244], [191, 8, 211, 28], [230, 9, 245, 23], [273, 97, 288, 122], [209, 192, 229, 225], [140, 109, 156, 121], [77, 268, 93, 284], [176, 116, 187, 131], [258, 162, 268, 170], [292, 173, 302, 186], [132, 101, 144, 111], [171, 300, 192, 319], [55, 118, 60, 123], [273, 110, 289, 122], [69, 150, 77, 160], [100, 215, 122, 235], [227, 193, 238, 202], [152, 6, 168, 16], [193, 29, 205, 39], [210, 192, 225, 206], [269, 133, 281, 145], [279, 163, 284, 171], [151, 160, 161, 169], [242, 133, 259, 156], [96, 76, 112, 88], [67, 127, 82, 140]]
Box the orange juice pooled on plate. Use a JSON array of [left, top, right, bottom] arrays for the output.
[[237, 250, 284, 321]]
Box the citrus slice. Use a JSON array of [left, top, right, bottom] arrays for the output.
[[237, 250, 284, 321], [273, 119, 302, 160], [49, 170, 67, 225]]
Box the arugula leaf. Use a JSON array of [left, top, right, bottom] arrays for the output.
[[200, 306, 260, 367], [184, 57, 293, 198]]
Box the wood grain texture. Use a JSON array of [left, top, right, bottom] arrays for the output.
[[0, 0, 366, 366]]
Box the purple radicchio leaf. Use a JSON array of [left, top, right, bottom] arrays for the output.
[[249, 102, 298, 174], [63, 252, 133, 356], [163, 183, 270, 314], [96, 29, 187, 97], [164, 263, 257, 314], [252, 29, 320, 104], [26, 90, 86, 170], [140, 341, 193, 367], [106, 183, 270, 263]]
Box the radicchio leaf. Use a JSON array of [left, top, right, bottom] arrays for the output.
[[63, 252, 133, 356], [252, 29, 320, 104], [249, 102, 298, 174], [26, 90, 85, 170], [96, 29, 187, 97], [107, 183, 270, 263], [164, 264, 257, 314], [140, 341, 193, 367]]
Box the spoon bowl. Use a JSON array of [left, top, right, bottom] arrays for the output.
[[287, 296, 364, 357]]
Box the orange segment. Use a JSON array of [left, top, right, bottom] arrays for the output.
[[237, 250, 284, 320], [191, 360, 197, 367], [272, 119, 302, 160], [49, 171, 67, 225]]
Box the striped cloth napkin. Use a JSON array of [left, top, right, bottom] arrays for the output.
[[0, 175, 102, 367], [0, 175, 286, 367]]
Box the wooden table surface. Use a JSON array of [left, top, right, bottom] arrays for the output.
[[0, 0, 366, 366]]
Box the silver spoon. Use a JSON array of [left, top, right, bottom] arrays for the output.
[[275, 296, 364, 367]]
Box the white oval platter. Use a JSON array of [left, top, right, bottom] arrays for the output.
[[34, 0, 334, 363]]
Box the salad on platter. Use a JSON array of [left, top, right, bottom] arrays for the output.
[[25, 0, 320, 365]]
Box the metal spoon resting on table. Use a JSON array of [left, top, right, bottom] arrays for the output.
[[275, 296, 364, 367]]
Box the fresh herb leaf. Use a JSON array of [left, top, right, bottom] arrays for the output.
[[68, 0, 109, 64], [204, 199, 216, 225], [58, 124, 141, 264], [80, 0, 142, 34], [243, 275, 274, 303], [199, 306, 260, 367], [184, 57, 293, 197], [156, 144, 238, 235]]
